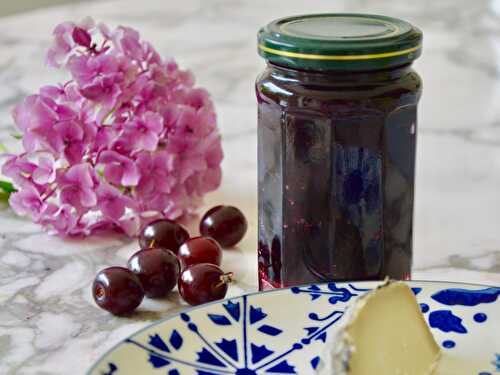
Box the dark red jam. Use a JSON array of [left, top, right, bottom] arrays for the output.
[[257, 62, 422, 289]]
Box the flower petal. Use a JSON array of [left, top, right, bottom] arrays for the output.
[[80, 187, 97, 207], [9, 185, 44, 217], [103, 163, 124, 186], [121, 161, 140, 186], [64, 163, 94, 187]]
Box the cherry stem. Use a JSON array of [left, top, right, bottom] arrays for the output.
[[149, 239, 156, 248], [95, 284, 105, 299], [215, 272, 234, 288]]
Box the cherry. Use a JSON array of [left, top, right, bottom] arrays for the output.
[[178, 236, 222, 269], [199, 205, 247, 247], [127, 248, 180, 298], [178, 263, 232, 306], [92, 267, 144, 315], [139, 219, 190, 254]]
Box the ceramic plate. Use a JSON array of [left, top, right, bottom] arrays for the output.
[[87, 280, 500, 375]]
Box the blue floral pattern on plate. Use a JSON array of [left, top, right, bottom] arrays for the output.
[[88, 281, 500, 375]]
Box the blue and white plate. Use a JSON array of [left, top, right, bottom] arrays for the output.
[[87, 281, 500, 375]]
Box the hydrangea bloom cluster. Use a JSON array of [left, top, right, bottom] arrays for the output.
[[1, 18, 223, 236]]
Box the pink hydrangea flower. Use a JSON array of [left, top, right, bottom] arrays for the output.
[[112, 26, 144, 61], [124, 112, 164, 151], [9, 184, 46, 218], [96, 182, 135, 221], [32, 155, 56, 185], [2, 18, 223, 237], [2, 154, 38, 188], [46, 17, 96, 68], [39, 203, 78, 235], [135, 151, 176, 200], [98, 150, 140, 187], [53, 120, 86, 164], [68, 53, 130, 109], [59, 163, 97, 214]]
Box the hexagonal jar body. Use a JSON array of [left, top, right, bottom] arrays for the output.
[[256, 14, 423, 289]]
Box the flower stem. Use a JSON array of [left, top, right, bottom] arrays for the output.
[[42, 186, 57, 201], [0, 191, 9, 203], [101, 106, 117, 125]]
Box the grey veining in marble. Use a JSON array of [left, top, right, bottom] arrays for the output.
[[0, 0, 499, 373]]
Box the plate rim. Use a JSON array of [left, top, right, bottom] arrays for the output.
[[86, 279, 500, 374]]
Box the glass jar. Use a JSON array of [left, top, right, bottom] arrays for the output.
[[256, 14, 423, 289]]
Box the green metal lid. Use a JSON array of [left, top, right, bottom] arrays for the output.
[[258, 13, 422, 71]]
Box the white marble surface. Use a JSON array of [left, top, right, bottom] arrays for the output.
[[0, 0, 499, 373]]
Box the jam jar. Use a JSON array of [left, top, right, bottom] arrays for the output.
[[256, 14, 422, 289]]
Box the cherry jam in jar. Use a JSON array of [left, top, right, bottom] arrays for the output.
[[256, 14, 423, 289]]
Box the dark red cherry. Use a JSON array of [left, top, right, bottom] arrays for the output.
[[178, 236, 222, 269], [199, 206, 247, 247], [127, 248, 180, 298], [178, 263, 232, 306], [92, 267, 144, 315], [139, 219, 190, 254]]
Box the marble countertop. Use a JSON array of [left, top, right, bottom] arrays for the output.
[[0, 0, 499, 373]]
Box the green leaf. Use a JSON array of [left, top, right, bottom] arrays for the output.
[[0, 181, 16, 194], [11, 134, 22, 140]]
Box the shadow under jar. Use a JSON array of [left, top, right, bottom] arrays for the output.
[[256, 14, 423, 290]]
